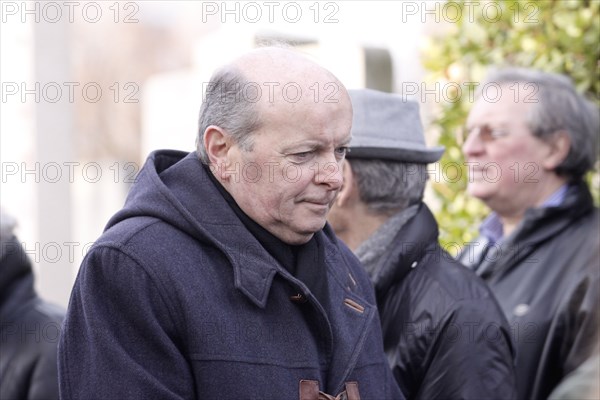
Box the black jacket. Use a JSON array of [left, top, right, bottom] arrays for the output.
[[0, 237, 65, 400], [374, 203, 517, 399], [459, 181, 600, 400]]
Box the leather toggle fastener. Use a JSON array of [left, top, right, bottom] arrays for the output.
[[290, 293, 308, 304], [299, 379, 361, 400]]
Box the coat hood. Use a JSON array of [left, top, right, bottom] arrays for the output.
[[106, 150, 216, 241], [103, 150, 348, 309]]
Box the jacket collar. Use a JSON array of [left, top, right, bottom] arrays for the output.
[[477, 180, 595, 280], [481, 184, 570, 245], [371, 203, 439, 297], [510, 180, 593, 246], [355, 204, 419, 279]]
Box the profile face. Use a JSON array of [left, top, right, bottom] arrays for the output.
[[224, 90, 353, 245], [462, 85, 555, 214]]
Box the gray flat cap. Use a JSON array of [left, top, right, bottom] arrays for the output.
[[347, 89, 445, 163]]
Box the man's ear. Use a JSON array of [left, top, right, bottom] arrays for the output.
[[204, 125, 232, 179], [336, 160, 358, 207], [543, 131, 571, 171]]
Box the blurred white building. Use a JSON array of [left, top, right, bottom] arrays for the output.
[[1, 1, 430, 307]]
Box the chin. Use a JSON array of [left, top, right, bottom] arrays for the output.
[[304, 218, 328, 232], [278, 229, 315, 245], [285, 235, 314, 246], [467, 183, 494, 201], [288, 222, 326, 244]]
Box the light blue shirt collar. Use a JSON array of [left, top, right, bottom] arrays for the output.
[[480, 184, 569, 245]]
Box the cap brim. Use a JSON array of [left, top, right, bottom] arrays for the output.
[[347, 146, 445, 163]]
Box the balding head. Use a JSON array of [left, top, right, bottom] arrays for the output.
[[196, 47, 350, 164], [197, 46, 353, 244], [231, 47, 340, 87]]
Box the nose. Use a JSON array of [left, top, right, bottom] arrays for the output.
[[462, 129, 485, 159], [314, 156, 343, 190]]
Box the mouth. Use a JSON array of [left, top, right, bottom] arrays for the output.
[[468, 168, 485, 176], [302, 196, 335, 206], [301, 198, 334, 213], [304, 200, 330, 206]]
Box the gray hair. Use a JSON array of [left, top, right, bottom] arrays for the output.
[[349, 159, 428, 214], [196, 66, 262, 164], [481, 68, 599, 180]]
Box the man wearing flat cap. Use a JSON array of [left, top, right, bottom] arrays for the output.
[[328, 89, 517, 399]]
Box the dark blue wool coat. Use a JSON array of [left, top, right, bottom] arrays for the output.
[[58, 150, 403, 400]]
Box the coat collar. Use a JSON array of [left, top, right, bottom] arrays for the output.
[[157, 152, 284, 308], [139, 151, 371, 312], [475, 180, 595, 280], [511, 180, 593, 246], [370, 203, 440, 297], [108, 150, 382, 393], [167, 155, 381, 392]]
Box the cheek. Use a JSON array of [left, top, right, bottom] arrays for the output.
[[278, 165, 314, 191], [278, 164, 304, 185], [495, 144, 546, 183], [257, 177, 294, 212], [494, 139, 543, 164], [467, 165, 505, 197]]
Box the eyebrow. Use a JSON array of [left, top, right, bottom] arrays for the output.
[[339, 136, 352, 147], [280, 136, 352, 154], [467, 122, 507, 131], [279, 142, 318, 154]]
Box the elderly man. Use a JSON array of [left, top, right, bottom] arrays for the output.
[[458, 68, 599, 400], [328, 89, 517, 399], [58, 48, 403, 399]]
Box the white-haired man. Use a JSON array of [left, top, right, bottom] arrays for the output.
[[459, 68, 599, 400], [329, 89, 517, 399]]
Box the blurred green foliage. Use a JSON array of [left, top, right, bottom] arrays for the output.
[[421, 0, 599, 253]]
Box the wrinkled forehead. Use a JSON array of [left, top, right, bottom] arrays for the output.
[[469, 84, 534, 124], [474, 81, 540, 104]]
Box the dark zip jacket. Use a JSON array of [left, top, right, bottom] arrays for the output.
[[58, 150, 403, 400], [373, 203, 517, 399], [458, 181, 600, 400]]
